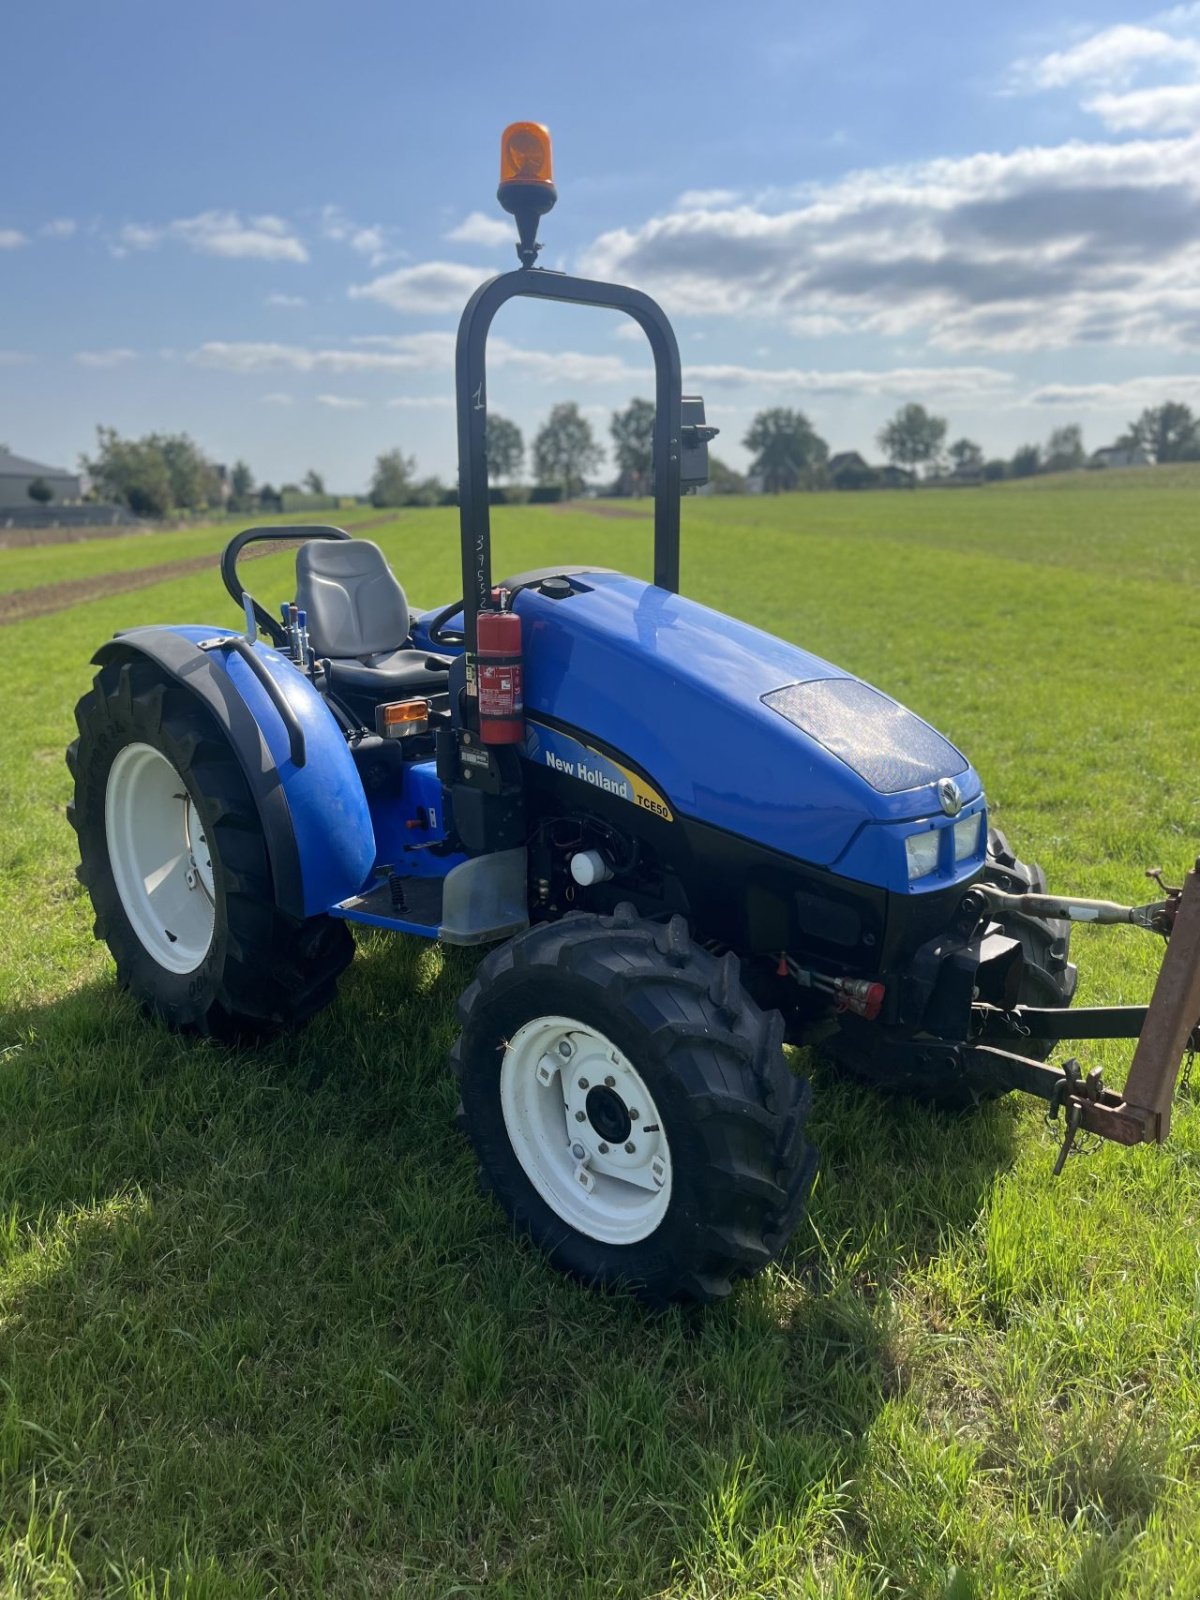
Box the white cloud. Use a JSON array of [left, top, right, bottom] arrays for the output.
[[75, 348, 138, 367], [685, 363, 1013, 397], [190, 334, 457, 374], [40, 219, 76, 239], [316, 394, 367, 409], [320, 206, 392, 265], [349, 260, 492, 313], [1033, 25, 1200, 87], [387, 395, 454, 408], [675, 188, 741, 209], [260, 392, 294, 405], [445, 211, 514, 247], [265, 291, 307, 307], [1024, 373, 1200, 407], [613, 320, 645, 342], [579, 131, 1200, 351], [118, 211, 308, 263], [1085, 81, 1200, 130], [185, 334, 1007, 405], [0, 230, 28, 250]]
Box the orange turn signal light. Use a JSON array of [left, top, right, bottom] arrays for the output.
[[377, 698, 431, 738], [500, 121, 554, 186]]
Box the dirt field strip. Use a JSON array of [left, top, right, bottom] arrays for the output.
[[0, 541, 289, 626]]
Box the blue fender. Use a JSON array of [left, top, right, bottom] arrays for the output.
[[94, 625, 376, 920]]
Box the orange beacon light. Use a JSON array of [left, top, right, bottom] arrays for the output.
[[497, 121, 557, 267]]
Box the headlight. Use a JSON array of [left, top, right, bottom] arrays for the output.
[[954, 812, 982, 863], [905, 830, 941, 880]]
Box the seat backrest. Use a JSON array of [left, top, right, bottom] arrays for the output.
[[295, 539, 409, 659]]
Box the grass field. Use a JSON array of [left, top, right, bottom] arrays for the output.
[[1, 473, 1198, 1596]]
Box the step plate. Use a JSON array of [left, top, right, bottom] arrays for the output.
[[334, 876, 444, 939]]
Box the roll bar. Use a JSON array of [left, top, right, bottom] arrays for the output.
[[220, 524, 351, 646], [455, 269, 683, 657]]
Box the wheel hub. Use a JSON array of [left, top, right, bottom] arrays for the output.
[[585, 1084, 632, 1145], [498, 1015, 672, 1245], [104, 742, 216, 975]]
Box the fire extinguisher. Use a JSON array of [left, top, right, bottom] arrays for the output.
[[475, 598, 524, 745]]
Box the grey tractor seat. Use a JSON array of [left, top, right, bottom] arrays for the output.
[[294, 537, 452, 715]]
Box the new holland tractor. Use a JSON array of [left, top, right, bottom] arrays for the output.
[[67, 123, 1200, 1304]]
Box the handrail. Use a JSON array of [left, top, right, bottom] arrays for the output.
[[219, 524, 352, 646]]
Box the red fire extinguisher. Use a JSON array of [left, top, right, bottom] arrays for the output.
[[475, 599, 524, 745]]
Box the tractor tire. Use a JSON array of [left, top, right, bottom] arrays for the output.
[[67, 652, 354, 1039], [451, 904, 816, 1305], [820, 826, 1077, 1109]]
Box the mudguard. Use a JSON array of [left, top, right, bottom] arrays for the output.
[[94, 625, 376, 920]]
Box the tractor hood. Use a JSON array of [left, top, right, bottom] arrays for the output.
[[511, 571, 983, 884]]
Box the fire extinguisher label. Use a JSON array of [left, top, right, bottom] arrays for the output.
[[478, 661, 523, 719]]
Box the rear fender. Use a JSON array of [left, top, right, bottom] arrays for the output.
[[94, 625, 376, 919]]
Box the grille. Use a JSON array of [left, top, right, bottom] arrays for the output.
[[763, 678, 968, 795]]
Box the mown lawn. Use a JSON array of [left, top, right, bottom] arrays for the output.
[[0, 478, 1198, 1596]]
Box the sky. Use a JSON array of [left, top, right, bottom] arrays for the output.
[[5, 0, 1200, 490]]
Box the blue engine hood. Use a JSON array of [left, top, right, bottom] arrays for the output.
[[513, 571, 981, 872]]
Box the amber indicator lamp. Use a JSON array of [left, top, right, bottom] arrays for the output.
[[497, 121, 557, 268]]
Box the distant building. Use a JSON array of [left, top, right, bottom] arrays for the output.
[[1089, 445, 1150, 470], [0, 449, 82, 509]]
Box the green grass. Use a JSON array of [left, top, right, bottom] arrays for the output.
[[1, 481, 1199, 1596]]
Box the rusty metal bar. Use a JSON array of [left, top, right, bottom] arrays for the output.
[[1116, 860, 1200, 1143]]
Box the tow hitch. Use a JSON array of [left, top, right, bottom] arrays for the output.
[[966, 860, 1200, 1168]]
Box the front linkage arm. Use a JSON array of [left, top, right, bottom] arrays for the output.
[[964, 860, 1200, 1166]]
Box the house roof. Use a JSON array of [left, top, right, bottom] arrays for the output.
[[0, 450, 77, 479]]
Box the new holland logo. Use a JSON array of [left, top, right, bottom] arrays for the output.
[[937, 777, 963, 817]]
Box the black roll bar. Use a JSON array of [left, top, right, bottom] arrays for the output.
[[455, 269, 683, 664], [220, 524, 352, 645]]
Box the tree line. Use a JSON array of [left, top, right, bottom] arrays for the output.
[[72, 396, 1200, 517]]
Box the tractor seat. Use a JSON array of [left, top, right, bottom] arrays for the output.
[[295, 538, 451, 718]]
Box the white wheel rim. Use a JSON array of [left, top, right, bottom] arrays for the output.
[[499, 1014, 673, 1245], [104, 742, 216, 974]]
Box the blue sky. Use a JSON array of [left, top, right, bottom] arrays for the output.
[[5, 0, 1200, 488]]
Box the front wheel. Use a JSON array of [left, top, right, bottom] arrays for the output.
[[451, 906, 816, 1304], [67, 652, 354, 1038]]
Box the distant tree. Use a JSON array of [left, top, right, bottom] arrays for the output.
[[369, 449, 417, 508], [1010, 443, 1041, 478], [258, 482, 282, 512], [948, 437, 984, 475], [485, 415, 524, 483], [303, 468, 326, 496], [706, 455, 746, 494], [1043, 424, 1085, 473], [407, 475, 446, 508], [877, 404, 947, 480], [982, 459, 1008, 482], [1127, 402, 1200, 463], [27, 476, 53, 504], [82, 427, 177, 516], [743, 408, 828, 493], [229, 459, 255, 511], [533, 403, 602, 498], [610, 398, 655, 496]]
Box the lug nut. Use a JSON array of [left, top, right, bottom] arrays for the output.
[[624, 1141, 636, 1154], [604, 1075, 615, 1088], [578, 1078, 589, 1090], [571, 1143, 586, 1161], [575, 1110, 586, 1121], [558, 1041, 573, 1059], [628, 1108, 639, 1120], [598, 1142, 609, 1154]]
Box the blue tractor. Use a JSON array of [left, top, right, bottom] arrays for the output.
[[67, 124, 1200, 1303]]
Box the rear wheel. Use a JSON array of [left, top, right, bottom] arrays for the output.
[[67, 653, 354, 1037], [452, 905, 816, 1304]]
